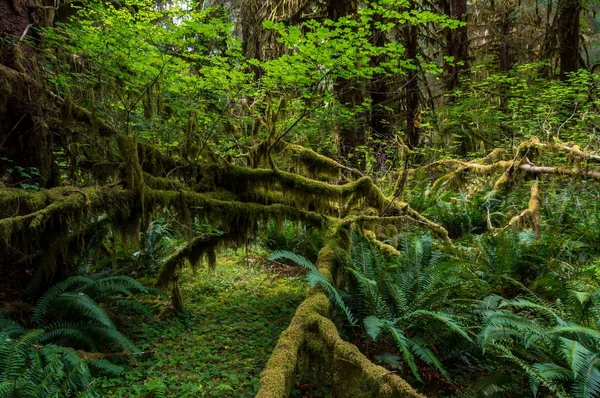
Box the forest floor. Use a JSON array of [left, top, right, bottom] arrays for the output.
[[98, 249, 307, 397]]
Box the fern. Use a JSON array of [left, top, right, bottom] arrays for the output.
[[268, 250, 357, 325], [32, 276, 93, 324], [0, 332, 111, 397], [343, 232, 474, 382], [51, 293, 115, 328]]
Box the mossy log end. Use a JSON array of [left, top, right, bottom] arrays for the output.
[[257, 241, 425, 398]]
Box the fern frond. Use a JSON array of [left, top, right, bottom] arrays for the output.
[[113, 299, 151, 317], [0, 330, 42, 382], [549, 325, 600, 342], [40, 322, 96, 350], [80, 276, 148, 298], [364, 316, 383, 341], [33, 277, 93, 324], [83, 323, 138, 353], [408, 338, 450, 381], [489, 342, 570, 398], [307, 270, 357, 326], [52, 293, 115, 328], [0, 319, 25, 338], [86, 358, 123, 377], [500, 298, 562, 323], [405, 310, 472, 343], [385, 323, 421, 382], [268, 250, 316, 271]]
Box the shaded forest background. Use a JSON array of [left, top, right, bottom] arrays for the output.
[[1, 0, 600, 396]]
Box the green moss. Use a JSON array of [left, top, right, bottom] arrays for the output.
[[0, 74, 12, 117], [285, 144, 341, 180], [0, 188, 48, 218], [91, 162, 123, 183]]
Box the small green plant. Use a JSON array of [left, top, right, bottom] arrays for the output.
[[30, 275, 163, 352]]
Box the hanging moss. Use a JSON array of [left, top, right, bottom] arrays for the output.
[[90, 162, 123, 183], [137, 141, 183, 177], [31, 4, 55, 27], [66, 102, 110, 137], [117, 136, 144, 192], [285, 144, 342, 180], [157, 234, 224, 288], [516, 136, 543, 159]]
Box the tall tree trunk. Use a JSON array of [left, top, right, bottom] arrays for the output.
[[370, 17, 394, 172], [558, 0, 581, 79], [0, 0, 59, 188], [327, 0, 366, 169], [498, 7, 513, 72], [445, 0, 469, 92], [403, 24, 420, 149], [0, 0, 58, 299]]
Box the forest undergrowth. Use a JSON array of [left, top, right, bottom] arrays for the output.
[[98, 249, 307, 398], [1, 0, 600, 396]]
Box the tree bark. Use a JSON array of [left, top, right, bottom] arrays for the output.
[[327, 0, 366, 169], [403, 24, 420, 149], [558, 0, 581, 79], [370, 16, 394, 172], [444, 0, 469, 91]]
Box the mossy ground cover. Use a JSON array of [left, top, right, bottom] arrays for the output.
[[98, 249, 307, 397]]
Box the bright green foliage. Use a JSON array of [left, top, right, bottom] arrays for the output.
[[433, 64, 600, 155]]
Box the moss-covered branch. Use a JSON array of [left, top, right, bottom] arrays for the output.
[[285, 144, 363, 179], [508, 181, 541, 236]]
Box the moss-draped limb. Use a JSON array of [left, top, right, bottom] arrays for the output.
[[156, 234, 224, 288], [427, 140, 600, 195], [308, 314, 424, 398], [203, 164, 383, 214], [517, 163, 600, 179], [518, 137, 600, 163], [341, 214, 452, 246], [69, 101, 118, 138], [0, 186, 135, 243], [284, 144, 363, 179], [363, 230, 402, 257], [256, 291, 327, 398], [0, 189, 49, 219], [508, 181, 541, 236], [145, 188, 328, 230]]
